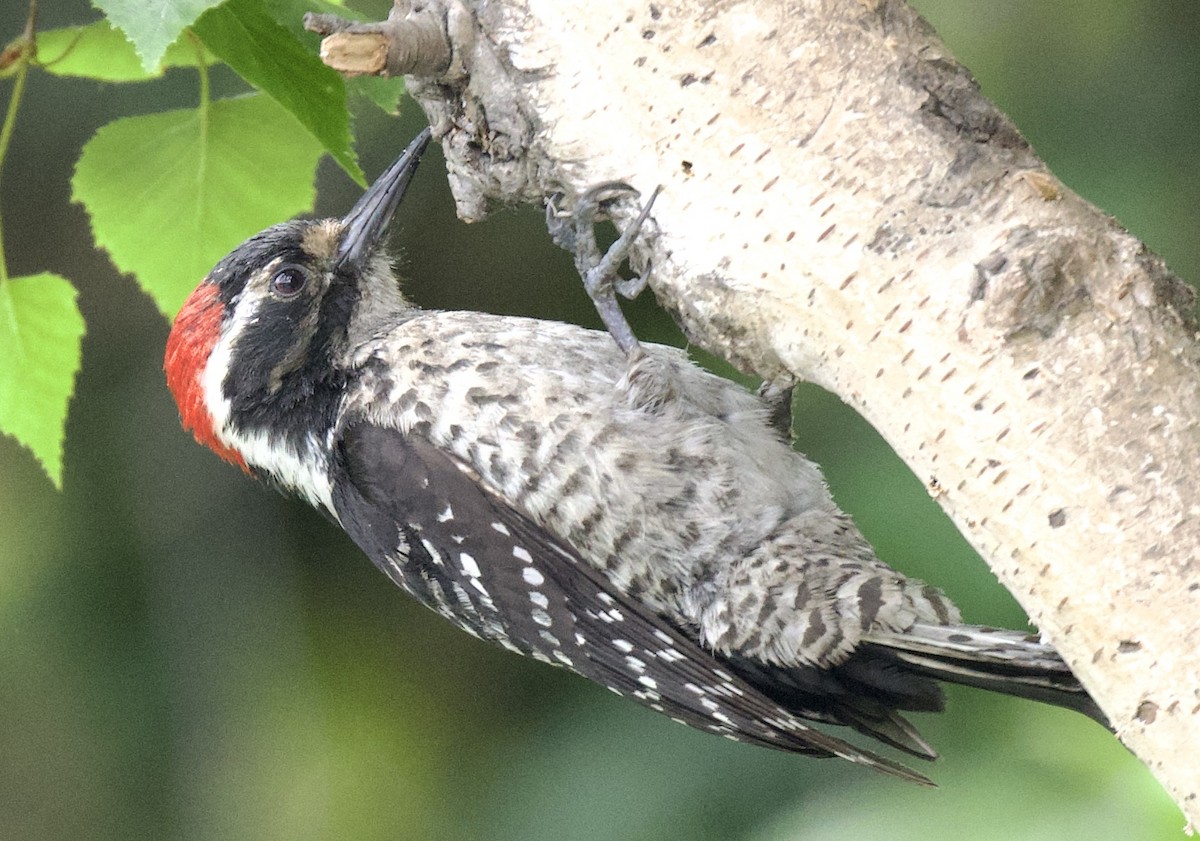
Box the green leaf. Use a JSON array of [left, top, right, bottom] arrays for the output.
[[347, 75, 408, 115], [0, 273, 85, 487], [37, 21, 214, 82], [92, 0, 224, 72], [72, 94, 324, 318], [193, 0, 363, 184], [262, 0, 352, 41]]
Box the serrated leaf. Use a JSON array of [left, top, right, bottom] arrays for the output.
[[0, 274, 85, 487], [72, 94, 323, 317], [93, 0, 224, 72], [193, 0, 363, 184], [38, 21, 214, 82]]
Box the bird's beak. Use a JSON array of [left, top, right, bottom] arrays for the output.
[[337, 127, 433, 269]]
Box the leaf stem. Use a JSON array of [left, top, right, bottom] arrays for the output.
[[189, 30, 210, 260], [190, 30, 210, 132], [0, 1, 38, 288]]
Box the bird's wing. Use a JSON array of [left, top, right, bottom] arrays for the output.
[[329, 421, 932, 785]]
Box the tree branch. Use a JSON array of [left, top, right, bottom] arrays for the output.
[[313, 0, 1200, 822]]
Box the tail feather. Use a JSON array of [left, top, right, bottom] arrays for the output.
[[863, 623, 1109, 728], [833, 698, 940, 760], [725, 622, 1106, 772], [724, 652, 943, 759]]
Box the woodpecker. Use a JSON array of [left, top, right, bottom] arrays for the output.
[[165, 128, 1105, 785]]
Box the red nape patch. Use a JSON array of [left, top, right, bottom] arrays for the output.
[[164, 283, 249, 473]]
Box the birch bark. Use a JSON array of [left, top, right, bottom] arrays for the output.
[[315, 0, 1200, 821]]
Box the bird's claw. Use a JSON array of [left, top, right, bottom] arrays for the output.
[[546, 182, 662, 359]]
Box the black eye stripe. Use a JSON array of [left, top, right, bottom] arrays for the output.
[[210, 221, 310, 308], [270, 265, 308, 299]]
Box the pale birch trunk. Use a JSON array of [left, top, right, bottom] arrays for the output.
[[310, 0, 1200, 822]]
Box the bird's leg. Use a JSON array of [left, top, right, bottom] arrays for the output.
[[547, 182, 661, 360], [757, 382, 796, 441]]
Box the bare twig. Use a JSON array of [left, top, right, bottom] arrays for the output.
[[303, 2, 450, 77]]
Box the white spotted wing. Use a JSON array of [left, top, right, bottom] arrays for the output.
[[330, 423, 931, 784]]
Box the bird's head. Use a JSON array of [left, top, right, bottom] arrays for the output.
[[164, 128, 432, 498]]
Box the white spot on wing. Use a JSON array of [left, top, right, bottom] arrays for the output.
[[421, 539, 443, 565], [491, 521, 511, 536], [513, 546, 533, 563], [437, 504, 454, 522], [459, 552, 481, 578], [522, 566, 545, 587]]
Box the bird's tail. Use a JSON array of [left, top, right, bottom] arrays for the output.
[[861, 623, 1109, 727]]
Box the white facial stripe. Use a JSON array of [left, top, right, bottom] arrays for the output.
[[199, 303, 247, 441], [200, 273, 337, 519]]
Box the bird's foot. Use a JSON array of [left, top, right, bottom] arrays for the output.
[[546, 182, 662, 359]]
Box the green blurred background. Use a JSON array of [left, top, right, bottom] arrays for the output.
[[2, 1, 1196, 839]]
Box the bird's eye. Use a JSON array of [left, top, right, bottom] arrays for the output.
[[270, 266, 308, 299]]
